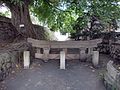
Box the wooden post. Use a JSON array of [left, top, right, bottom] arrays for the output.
[[23, 51, 30, 69], [43, 47, 50, 62], [60, 51, 65, 69], [92, 51, 99, 67]]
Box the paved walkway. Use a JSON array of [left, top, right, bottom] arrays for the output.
[[1, 58, 106, 90]]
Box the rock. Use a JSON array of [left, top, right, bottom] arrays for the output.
[[92, 70, 95, 72], [0, 51, 19, 82], [90, 66, 94, 69], [11, 70, 15, 74], [6, 62, 11, 69], [104, 61, 120, 90]]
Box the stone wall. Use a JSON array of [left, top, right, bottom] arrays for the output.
[[110, 40, 120, 60], [98, 40, 120, 61], [98, 43, 110, 54], [0, 42, 31, 81], [0, 52, 18, 81]]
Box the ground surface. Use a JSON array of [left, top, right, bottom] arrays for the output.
[[0, 54, 111, 90]]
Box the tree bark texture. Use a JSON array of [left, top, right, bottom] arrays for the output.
[[6, 0, 37, 38]]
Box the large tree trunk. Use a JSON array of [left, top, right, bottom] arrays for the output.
[[6, 0, 37, 39]]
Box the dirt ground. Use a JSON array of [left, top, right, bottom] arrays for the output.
[[0, 54, 111, 90]]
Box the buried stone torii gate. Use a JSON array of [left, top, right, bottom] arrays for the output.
[[23, 38, 102, 69]]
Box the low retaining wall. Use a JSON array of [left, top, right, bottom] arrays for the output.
[[0, 42, 31, 81], [110, 41, 120, 60], [98, 44, 110, 54], [104, 61, 120, 90], [98, 40, 120, 60], [0, 52, 18, 81]]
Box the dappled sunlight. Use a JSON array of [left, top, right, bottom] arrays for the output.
[[0, 6, 11, 18], [0, 0, 120, 90], [54, 31, 69, 41]]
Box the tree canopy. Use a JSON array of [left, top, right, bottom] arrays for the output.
[[31, 0, 120, 33], [0, 0, 120, 36]]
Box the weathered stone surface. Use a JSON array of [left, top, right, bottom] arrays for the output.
[[0, 52, 18, 81], [97, 44, 110, 54], [104, 60, 120, 90], [92, 51, 99, 67], [0, 41, 32, 81], [60, 51, 65, 69], [98, 40, 120, 61], [23, 51, 30, 69], [80, 48, 87, 61], [110, 43, 120, 60]]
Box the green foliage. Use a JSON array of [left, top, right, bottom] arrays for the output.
[[30, 0, 75, 33], [11, 0, 22, 4], [0, 12, 6, 16], [0, 0, 23, 5], [0, 11, 10, 17], [1, 0, 120, 34], [30, 0, 120, 34]]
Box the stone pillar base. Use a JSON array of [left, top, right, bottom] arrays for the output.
[[92, 51, 99, 67], [60, 51, 65, 69], [23, 51, 30, 69]]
